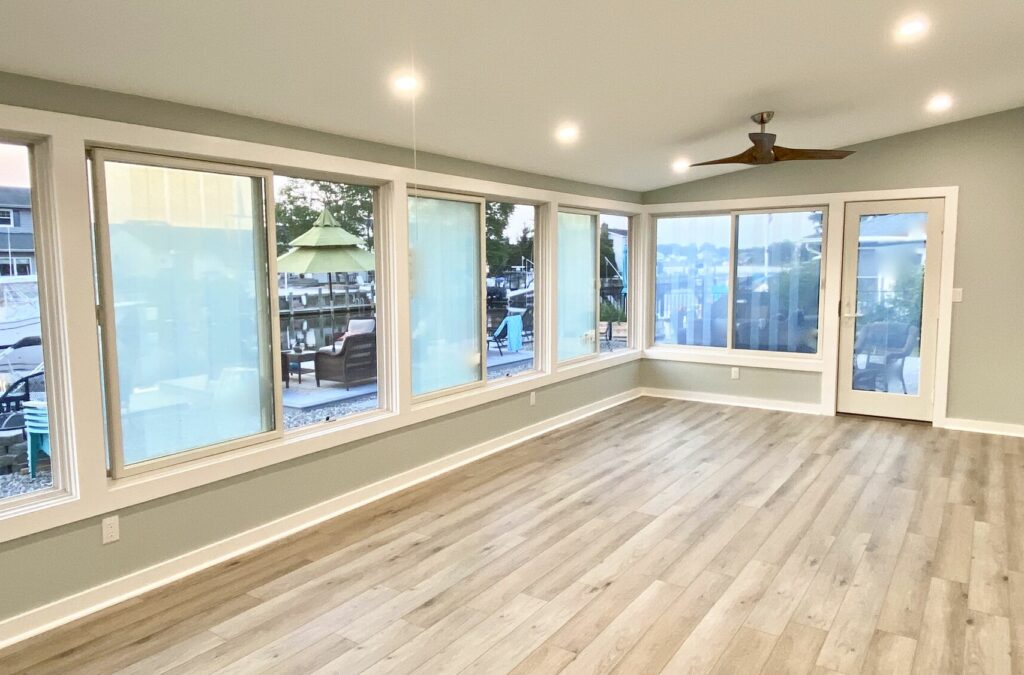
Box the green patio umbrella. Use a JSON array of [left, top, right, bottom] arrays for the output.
[[277, 208, 374, 351]]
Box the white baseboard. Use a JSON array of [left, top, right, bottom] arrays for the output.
[[640, 386, 827, 416], [937, 417, 1024, 438], [0, 388, 641, 651]]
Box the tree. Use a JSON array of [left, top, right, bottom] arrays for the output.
[[275, 178, 375, 254], [485, 201, 516, 270]]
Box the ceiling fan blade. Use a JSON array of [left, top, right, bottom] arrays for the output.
[[772, 146, 854, 162], [691, 145, 760, 166]]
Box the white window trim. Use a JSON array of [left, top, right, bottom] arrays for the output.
[[0, 103, 640, 544], [0, 207, 13, 226]]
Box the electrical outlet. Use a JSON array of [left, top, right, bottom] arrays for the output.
[[730, 367, 740, 380], [529, 391, 536, 406], [102, 515, 120, 544], [952, 288, 963, 302]]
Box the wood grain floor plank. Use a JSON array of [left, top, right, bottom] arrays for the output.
[[0, 399, 1015, 675]]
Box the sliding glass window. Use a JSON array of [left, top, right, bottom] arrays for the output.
[[557, 210, 598, 362], [654, 209, 825, 353], [275, 176, 380, 428], [93, 151, 278, 475], [734, 210, 823, 353], [485, 202, 536, 380], [655, 215, 731, 347], [409, 192, 484, 397], [0, 141, 59, 504]]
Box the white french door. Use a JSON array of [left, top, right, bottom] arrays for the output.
[[836, 198, 944, 421]]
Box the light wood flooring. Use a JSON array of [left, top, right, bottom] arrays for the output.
[[2, 397, 1022, 674]]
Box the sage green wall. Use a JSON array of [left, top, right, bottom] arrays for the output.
[[0, 71, 640, 203], [0, 362, 639, 622], [642, 360, 820, 404], [644, 108, 1024, 426]]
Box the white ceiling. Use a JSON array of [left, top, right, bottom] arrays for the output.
[[0, 0, 1022, 191]]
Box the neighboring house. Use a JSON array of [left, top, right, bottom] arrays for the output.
[[0, 186, 35, 276]]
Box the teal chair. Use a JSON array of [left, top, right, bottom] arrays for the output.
[[23, 401, 49, 478]]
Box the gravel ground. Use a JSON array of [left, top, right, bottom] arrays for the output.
[[0, 471, 53, 499], [283, 360, 538, 430]]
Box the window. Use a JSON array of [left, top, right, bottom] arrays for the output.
[[274, 175, 380, 429], [655, 209, 825, 353], [557, 210, 598, 362], [486, 202, 535, 379], [409, 192, 484, 397], [599, 214, 629, 352], [655, 214, 731, 347], [734, 210, 823, 353], [0, 141, 57, 503], [0, 257, 33, 277], [92, 152, 278, 475], [0, 208, 12, 227]]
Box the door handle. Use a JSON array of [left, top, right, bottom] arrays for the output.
[[842, 313, 863, 318]]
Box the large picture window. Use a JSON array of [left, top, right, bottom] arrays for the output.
[[93, 152, 278, 475], [0, 141, 57, 503], [409, 192, 484, 397], [275, 176, 379, 429], [557, 210, 598, 362], [654, 209, 825, 354]]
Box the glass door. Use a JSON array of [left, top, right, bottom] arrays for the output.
[[837, 198, 943, 420]]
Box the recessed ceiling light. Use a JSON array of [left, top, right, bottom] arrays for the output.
[[555, 122, 580, 144], [894, 15, 929, 43], [926, 92, 953, 113], [672, 158, 691, 173], [390, 71, 422, 98]]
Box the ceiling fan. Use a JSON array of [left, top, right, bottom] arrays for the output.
[[692, 111, 854, 166]]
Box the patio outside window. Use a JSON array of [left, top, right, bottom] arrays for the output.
[[93, 153, 278, 475], [0, 141, 55, 503], [485, 202, 535, 380], [599, 214, 629, 353], [275, 176, 379, 429]]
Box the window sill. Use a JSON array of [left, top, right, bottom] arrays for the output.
[[643, 346, 824, 372]]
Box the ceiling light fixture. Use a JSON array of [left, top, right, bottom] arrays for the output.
[[894, 15, 929, 43], [672, 158, 691, 173], [391, 71, 422, 98], [555, 122, 580, 144], [926, 92, 953, 113]]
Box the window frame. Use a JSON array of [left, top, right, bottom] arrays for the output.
[[407, 188, 489, 403], [0, 207, 13, 226], [650, 205, 828, 360], [555, 207, 601, 366], [91, 148, 284, 478]]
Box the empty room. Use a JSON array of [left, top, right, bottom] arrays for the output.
[[0, 1, 1022, 673]]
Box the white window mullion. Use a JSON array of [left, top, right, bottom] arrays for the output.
[[539, 202, 558, 374], [726, 212, 738, 350], [45, 133, 108, 501]]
